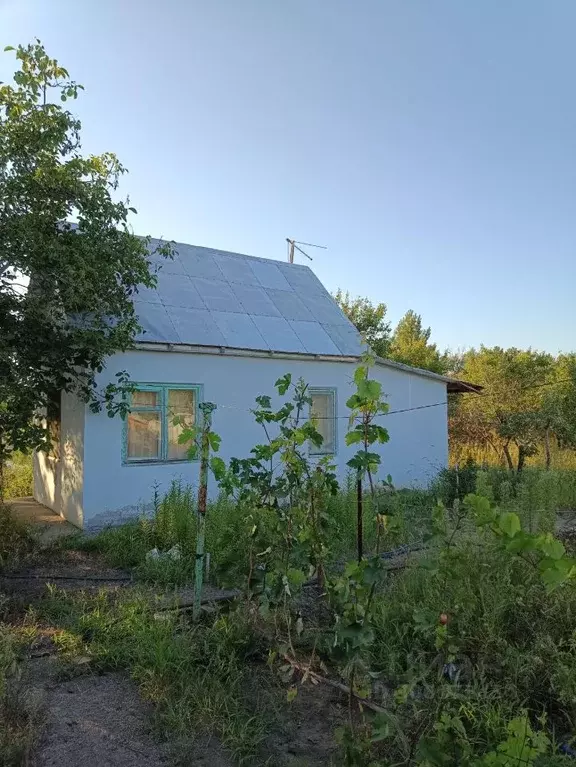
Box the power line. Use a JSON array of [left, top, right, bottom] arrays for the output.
[[214, 376, 575, 421]]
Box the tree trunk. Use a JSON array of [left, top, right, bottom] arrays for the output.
[[517, 445, 527, 474], [503, 442, 514, 472], [544, 427, 551, 470]]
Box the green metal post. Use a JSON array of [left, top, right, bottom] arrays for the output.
[[193, 402, 216, 621]]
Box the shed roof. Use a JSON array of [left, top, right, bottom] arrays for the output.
[[133, 240, 480, 393]]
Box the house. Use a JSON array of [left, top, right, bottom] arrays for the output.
[[33, 241, 475, 530]]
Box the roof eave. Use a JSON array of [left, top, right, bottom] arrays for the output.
[[374, 356, 482, 393], [132, 341, 482, 392]]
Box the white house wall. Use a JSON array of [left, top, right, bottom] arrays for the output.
[[59, 390, 85, 527], [33, 451, 59, 511], [32, 390, 85, 527], [81, 349, 448, 529]]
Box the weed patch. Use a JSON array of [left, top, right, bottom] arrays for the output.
[[36, 589, 272, 762], [0, 504, 36, 570]]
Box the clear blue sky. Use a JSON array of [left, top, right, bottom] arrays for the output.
[[2, 0, 575, 354]]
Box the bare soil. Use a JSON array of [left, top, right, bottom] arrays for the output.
[[29, 662, 170, 767], [3, 546, 345, 767]]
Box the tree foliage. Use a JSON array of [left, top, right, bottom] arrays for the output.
[[333, 290, 391, 358], [0, 40, 171, 484], [388, 309, 446, 374], [334, 287, 576, 471], [450, 347, 576, 471]]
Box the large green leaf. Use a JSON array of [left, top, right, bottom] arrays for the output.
[[498, 512, 521, 538]]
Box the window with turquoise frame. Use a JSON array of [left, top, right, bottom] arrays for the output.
[[309, 388, 337, 455], [123, 384, 202, 463]]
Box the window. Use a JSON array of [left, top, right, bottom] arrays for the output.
[[309, 388, 337, 455], [124, 385, 201, 463]]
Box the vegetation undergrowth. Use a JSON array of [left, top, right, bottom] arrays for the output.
[[0, 510, 42, 765], [33, 360, 576, 765], [0, 504, 36, 570], [3, 452, 33, 500], [36, 589, 273, 763], [0, 622, 42, 766]]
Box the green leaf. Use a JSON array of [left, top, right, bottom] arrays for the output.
[[286, 568, 306, 589], [275, 374, 292, 395], [4, 46, 15, 51], [345, 429, 364, 446], [208, 432, 221, 452], [210, 456, 226, 481], [353, 366, 367, 385], [357, 379, 382, 401], [539, 534, 565, 560], [374, 425, 390, 443], [345, 394, 362, 410], [498, 512, 521, 538]]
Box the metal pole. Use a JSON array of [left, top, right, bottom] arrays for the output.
[[193, 402, 216, 621], [357, 471, 363, 563]]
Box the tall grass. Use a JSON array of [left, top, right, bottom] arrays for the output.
[[0, 523, 42, 766], [0, 624, 42, 766], [3, 452, 33, 500], [79, 480, 256, 585], [0, 505, 35, 570]]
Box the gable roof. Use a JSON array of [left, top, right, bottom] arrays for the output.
[[134, 241, 363, 356], [133, 239, 481, 393]]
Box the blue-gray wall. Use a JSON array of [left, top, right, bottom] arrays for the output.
[[77, 349, 447, 528]]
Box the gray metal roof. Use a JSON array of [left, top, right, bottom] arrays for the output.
[[133, 241, 364, 356]]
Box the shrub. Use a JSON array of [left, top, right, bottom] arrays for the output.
[[365, 497, 576, 764], [432, 458, 478, 507], [3, 452, 33, 500]]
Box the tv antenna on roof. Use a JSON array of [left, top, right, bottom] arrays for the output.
[[286, 238, 327, 264]]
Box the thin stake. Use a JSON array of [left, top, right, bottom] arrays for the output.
[[357, 472, 363, 562], [193, 402, 216, 621]]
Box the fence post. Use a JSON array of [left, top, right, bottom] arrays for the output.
[[357, 470, 363, 563], [193, 402, 216, 621]]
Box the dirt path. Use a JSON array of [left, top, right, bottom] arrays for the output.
[[29, 662, 171, 767], [4, 547, 343, 766], [2, 549, 175, 767]]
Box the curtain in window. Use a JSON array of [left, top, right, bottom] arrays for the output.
[[167, 389, 196, 459], [127, 411, 161, 459], [311, 392, 335, 454]]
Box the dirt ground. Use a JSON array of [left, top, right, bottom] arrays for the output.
[[29, 663, 171, 767], [2, 547, 345, 767]]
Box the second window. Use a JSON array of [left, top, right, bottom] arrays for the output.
[[309, 388, 337, 455]]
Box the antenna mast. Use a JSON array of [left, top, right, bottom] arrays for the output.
[[286, 238, 327, 264]]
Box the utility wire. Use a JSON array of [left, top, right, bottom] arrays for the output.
[[213, 375, 575, 420]]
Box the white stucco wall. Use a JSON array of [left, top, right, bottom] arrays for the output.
[[33, 451, 59, 510], [32, 391, 85, 527], [80, 349, 448, 528]]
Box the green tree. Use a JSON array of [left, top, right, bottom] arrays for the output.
[[453, 347, 555, 471], [0, 41, 171, 496], [539, 353, 576, 466], [388, 310, 446, 373], [333, 290, 391, 358]]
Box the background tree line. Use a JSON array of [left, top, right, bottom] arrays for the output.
[[334, 291, 576, 472]]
